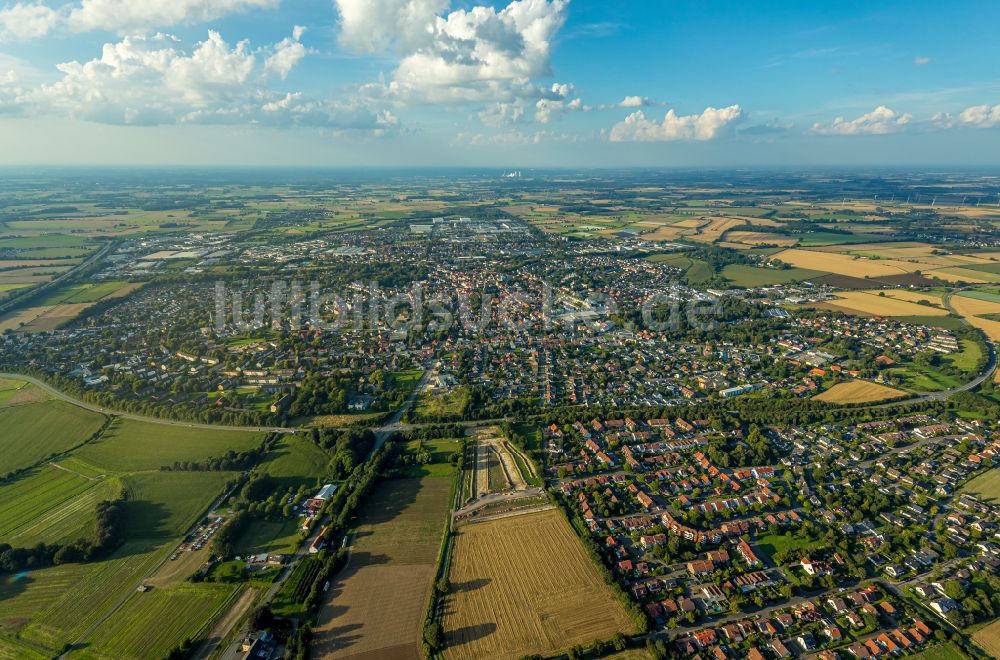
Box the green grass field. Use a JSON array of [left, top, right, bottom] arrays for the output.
[[398, 438, 460, 478], [235, 518, 302, 556], [122, 471, 235, 542], [888, 365, 957, 392], [756, 533, 825, 561], [960, 469, 1000, 502], [0, 467, 111, 540], [962, 288, 1000, 303], [0, 234, 93, 249], [8, 542, 166, 651], [645, 253, 715, 284], [258, 436, 329, 489], [944, 338, 985, 373], [81, 583, 242, 659], [392, 369, 425, 397], [74, 419, 261, 472], [0, 399, 105, 475], [33, 281, 128, 306], [7, 476, 124, 547], [722, 264, 827, 287], [909, 641, 968, 660], [63, 281, 127, 303], [894, 314, 968, 331]]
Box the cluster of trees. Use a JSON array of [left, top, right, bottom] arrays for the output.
[[283, 373, 350, 418], [322, 441, 396, 537], [942, 570, 1000, 628], [284, 623, 312, 660], [699, 424, 778, 469], [161, 432, 280, 473], [211, 510, 252, 559], [310, 427, 375, 479], [0, 497, 126, 574], [160, 447, 264, 472]]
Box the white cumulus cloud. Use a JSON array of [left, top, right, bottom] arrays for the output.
[[0, 2, 59, 41], [478, 99, 526, 127], [334, 0, 447, 53], [811, 105, 912, 135], [1, 0, 279, 40], [5, 29, 390, 131], [345, 0, 569, 105], [609, 105, 743, 142], [619, 95, 654, 108], [535, 95, 589, 123], [957, 104, 1000, 128], [67, 0, 279, 34], [264, 25, 307, 80]]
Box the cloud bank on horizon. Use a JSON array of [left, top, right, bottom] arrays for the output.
[[0, 0, 999, 164]]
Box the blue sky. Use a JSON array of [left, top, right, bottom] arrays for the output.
[[1, 0, 999, 166]]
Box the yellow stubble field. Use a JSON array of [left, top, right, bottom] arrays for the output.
[[442, 509, 633, 660], [813, 380, 905, 404], [949, 295, 1000, 344], [772, 249, 917, 278], [824, 291, 949, 317]]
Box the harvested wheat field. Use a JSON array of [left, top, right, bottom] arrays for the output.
[[972, 617, 1000, 658], [21, 303, 95, 332], [928, 269, 989, 284], [950, 294, 1000, 317], [772, 249, 917, 278], [949, 295, 1000, 343], [442, 509, 633, 660], [814, 241, 929, 253], [641, 226, 684, 241], [313, 476, 451, 660], [690, 217, 743, 243], [726, 231, 798, 247], [824, 291, 949, 317], [814, 380, 905, 404], [862, 289, 944, 306], [928, 267, 1000, 284]]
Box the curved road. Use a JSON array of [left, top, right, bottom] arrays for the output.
[[0, 372, 296, 434]]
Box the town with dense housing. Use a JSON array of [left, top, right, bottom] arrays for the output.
[[1, 168, 1000, 660]]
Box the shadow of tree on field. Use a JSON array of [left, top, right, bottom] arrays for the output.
[[357, 478, 423, 525], [444, 623, 498, 647], [450, 578, 491, 593], [0, 572, 31, 606], [121, 500, 171, 542]]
